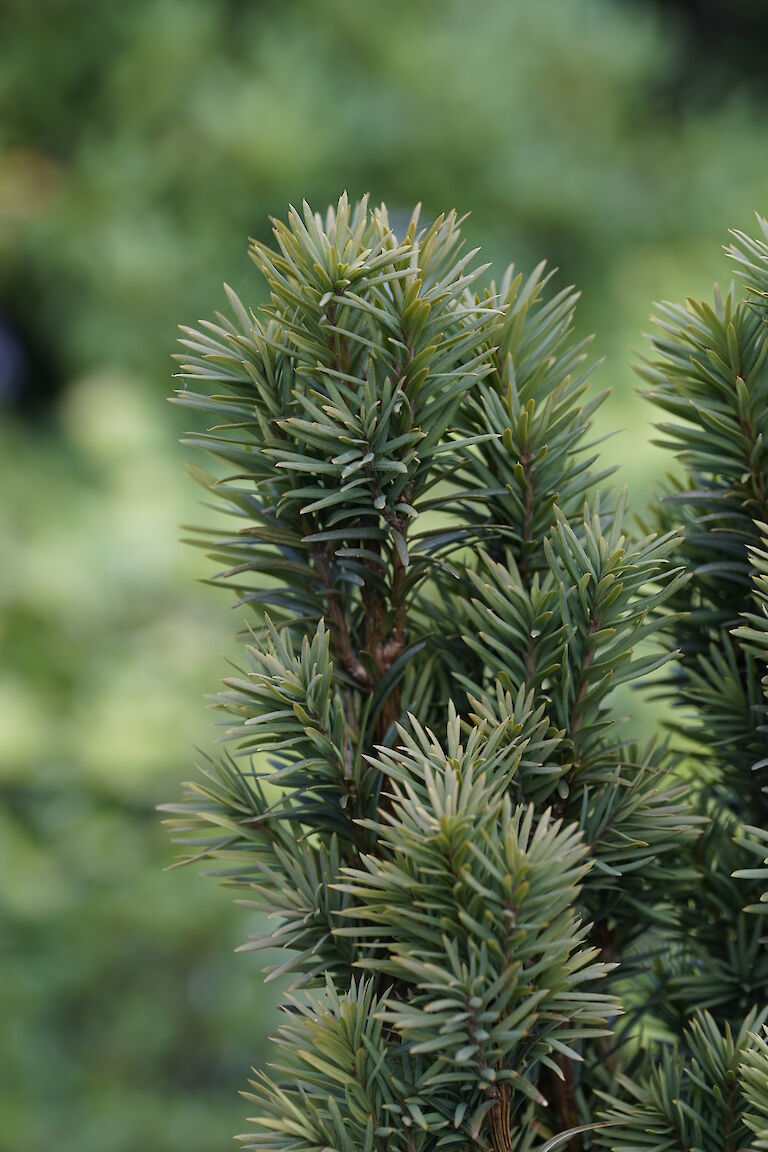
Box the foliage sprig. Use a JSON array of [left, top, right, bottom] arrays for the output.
[[164, 198, 768, 1151]]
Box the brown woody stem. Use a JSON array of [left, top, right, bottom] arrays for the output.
[[489, 1086, 513, 1152]]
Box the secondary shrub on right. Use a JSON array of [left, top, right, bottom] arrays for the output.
[[595, 218, 768, 1150]]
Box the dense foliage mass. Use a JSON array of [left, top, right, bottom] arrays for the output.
[[165, 198, 768, 1149]]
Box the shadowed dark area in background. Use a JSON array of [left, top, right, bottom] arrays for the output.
[[0, 1, 766, 1149], [648, 0, 768, 99]]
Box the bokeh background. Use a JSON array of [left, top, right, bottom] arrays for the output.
[[1, 1, 767, 1148]]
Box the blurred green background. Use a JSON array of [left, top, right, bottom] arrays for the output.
[[1, 1, 766, 1148]]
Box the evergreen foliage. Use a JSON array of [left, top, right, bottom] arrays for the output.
[[595, 1010, 768, 1152], [585, 215, 768, 1150], [165, 199, 768, 1150]]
